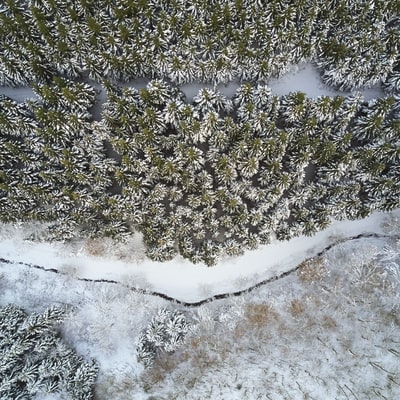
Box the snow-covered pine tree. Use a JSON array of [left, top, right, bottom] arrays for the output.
[[317, 0, 399, 90], [33, 77, 97, 113], [280, 91, 311, 125], [0, 304, 98, 399], [384, 69, 400, 94], [137, 308, 190, 368], [353, 97, 395, 141], [193, 88, 232, 115]]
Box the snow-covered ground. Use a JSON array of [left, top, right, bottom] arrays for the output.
[[0, 210, 398, 303], [1, 214, 399, 399], [267, 63, 384, 100], [0, 86, 38, 102]]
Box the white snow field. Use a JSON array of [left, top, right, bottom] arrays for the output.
[[267, 63, 385, 100]]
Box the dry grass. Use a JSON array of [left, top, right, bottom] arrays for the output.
[[84, 238, 108, 257], [188, 346, 221, 371], [94, 369, 139, 400], [82, 235, 146, 262], [243, 303, 279, 329], [141, 334, 222, 391], [297, 256, 327, 283], [141, 351, 182, 389], [226, 302, 283, 344], [321, 315, 337, 330], [137, 335, 226, 399], [185, 333, 236, 370], [289, 298, 306, 317]]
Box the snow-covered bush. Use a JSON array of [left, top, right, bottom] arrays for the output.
[[137, 308, 190, 368], [0, 304, 98, 399]]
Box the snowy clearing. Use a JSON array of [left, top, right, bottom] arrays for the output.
[[0, 63, 386, 118], [267, 63, 385, 100], [1, 210, 399, 303]]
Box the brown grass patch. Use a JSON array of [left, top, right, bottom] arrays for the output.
[[189, 346, 221, 370], [94, 370, 139, 400], [321, 315, 337, 330], [84, 238, 108, 257], [143, 335, 222, 388], [297, 257, 327, 283], [141, 351, 182, 389], [243, 303, 279, 329], [185, 335, 224, 369], [289, 299, 305, 317]]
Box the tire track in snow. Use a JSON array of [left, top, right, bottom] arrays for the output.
[[0, 232, 396, 307]]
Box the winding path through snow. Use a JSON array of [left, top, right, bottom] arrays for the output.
[[0, 232, 395, 307], [0, 210, 399, 303]]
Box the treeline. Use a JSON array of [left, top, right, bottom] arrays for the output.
[[0, 0, 399, 89], [1, 78, 399, 265]]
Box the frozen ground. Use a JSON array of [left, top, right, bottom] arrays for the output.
[[0, 86, 38, 102], [267, 63, 384, 100]]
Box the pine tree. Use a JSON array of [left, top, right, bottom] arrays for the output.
[[384, 70, 400, 94], [193, 87, 231, 115], [0, 304, 98, 399], [137, 308, 190, 368]]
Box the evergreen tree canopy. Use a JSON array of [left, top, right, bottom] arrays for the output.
[[1, 79, 399, 265], [0, 0, 398, 88], [0, 304, 98, 399]]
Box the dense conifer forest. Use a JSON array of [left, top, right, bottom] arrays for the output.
[[0, 0, 399, 264], [1, 0, 399, 88]]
